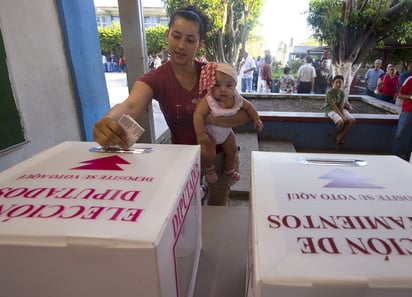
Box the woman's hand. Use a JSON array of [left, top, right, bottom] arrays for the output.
[[93, 116, 129, 149]]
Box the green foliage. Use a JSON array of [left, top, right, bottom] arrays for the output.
[[145, 25, 168, 56], [163, 0, 263, 64], [307, 0, 412, 65], [288, 60, 302, 75], [97, 23, 168, 58], [98, 22, 123, 55]]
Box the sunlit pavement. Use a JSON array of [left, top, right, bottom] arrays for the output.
[[104, 72, 168, 138]]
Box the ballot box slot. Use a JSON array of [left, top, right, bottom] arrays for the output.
[[298, 157, 367, 167]]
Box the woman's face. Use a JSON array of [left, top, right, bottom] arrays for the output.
[[387, 66, 396, 75], [166, 16, 203, 65]]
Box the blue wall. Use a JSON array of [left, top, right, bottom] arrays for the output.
[[55, 0, 110, 141], [236, 114, 398, 154]]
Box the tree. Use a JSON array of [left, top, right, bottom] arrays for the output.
[[145, 25, 168, 56], [98, 22, 123, 55], [163, 0, 262, 65], [307, 0, 412, 96]]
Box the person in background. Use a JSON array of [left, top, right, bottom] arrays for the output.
[[395, 60, 412, 105], [323, 75, 356, 146], [118, 56, 126, 72], [111, 53, 119, 72], [364, 59, 384, 97], [314, 58, 331, 94], [392, 75, 412, 161], [399, 60, 412, 86], [297, 56, 316, 94], [258, 54, 272, 93], [153, 55, 162, 69], [239, 51, 256, 93], [148, 54, 155, 70], [102, 54, 107, 72], [194, 62, 263, 183], [277, 66, 295, 94], [375, 64, 398, 102], [253, 56, 261, 91], [106, 54, 113, 72], [93, 5, 252, 206]]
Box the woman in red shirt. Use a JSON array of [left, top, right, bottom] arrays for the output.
[[93, 5, 250, 205], [375, 64, 399, 102]]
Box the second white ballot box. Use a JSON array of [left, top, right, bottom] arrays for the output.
[[0, 141, 202, 297], [247, 152, 412, 297]]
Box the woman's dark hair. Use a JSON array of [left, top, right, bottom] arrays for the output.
[[284, 67, 291, 74], [169, 5, 209, 40]]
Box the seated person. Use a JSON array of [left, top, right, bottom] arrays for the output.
[[323, 75, 356, 146]]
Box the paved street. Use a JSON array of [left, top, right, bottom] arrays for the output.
[[104, 72, 168, 138]]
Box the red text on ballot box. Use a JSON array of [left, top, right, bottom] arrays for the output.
[[0, 141, 202, 297], [247, 152, 412, 297]]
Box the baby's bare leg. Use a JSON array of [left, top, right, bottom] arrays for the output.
[[221, 131, 238, 170]]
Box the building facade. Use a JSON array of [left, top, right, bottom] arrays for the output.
[[94, 0, 167, 28]]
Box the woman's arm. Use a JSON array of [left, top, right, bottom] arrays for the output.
[[205, 109, 250, 127], [93, 81, 153, 149]]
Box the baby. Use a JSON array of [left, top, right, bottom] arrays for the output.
[[194, 62, 263, 183]]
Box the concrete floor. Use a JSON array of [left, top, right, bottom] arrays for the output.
[[228, 132, 296, 205]]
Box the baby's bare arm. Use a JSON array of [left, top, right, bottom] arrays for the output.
[[242, 99, 264, 132], [193, 97, 212, 145]]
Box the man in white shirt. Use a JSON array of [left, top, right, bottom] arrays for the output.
[[239, 51, 256, 93], [297, 56, 316, 93]]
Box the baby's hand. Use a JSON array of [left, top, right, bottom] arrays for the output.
[[254, 119, 264, 133]]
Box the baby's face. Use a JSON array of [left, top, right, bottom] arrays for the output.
[[211, 71, 236, 101]]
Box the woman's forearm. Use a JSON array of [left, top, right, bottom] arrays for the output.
[[208, 109, 250, 127]]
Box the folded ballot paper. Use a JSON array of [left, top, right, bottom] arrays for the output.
[[118, 113, 145, 147]]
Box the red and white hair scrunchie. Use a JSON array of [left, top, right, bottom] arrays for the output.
[[199, 62, 218, 95]]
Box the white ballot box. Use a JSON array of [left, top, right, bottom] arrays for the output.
[[247, 152, 412, 297], [0, 141, 202, 297]]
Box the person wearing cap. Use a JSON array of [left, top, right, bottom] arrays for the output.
[[375, 64, 399, 102], [194, 62, 263, 184]]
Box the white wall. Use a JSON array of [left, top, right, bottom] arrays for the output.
[[0, 0, 82, 171]]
